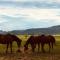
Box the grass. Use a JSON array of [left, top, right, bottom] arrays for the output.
[[0, 35, 60, 60], [10, 35, 60, 52], [0, 35, 60, 53]]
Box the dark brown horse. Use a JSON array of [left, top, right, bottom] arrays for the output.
[[39, 35, 56, 52], [24, 35, 55, 53], [24, 36, 41, 52], [47, 35, 55, 50], [0, 33, 22, 53]]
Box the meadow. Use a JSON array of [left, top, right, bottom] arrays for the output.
[[0, 35, 60, 60]]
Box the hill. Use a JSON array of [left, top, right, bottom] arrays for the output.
[[9, 25, 60, 35]]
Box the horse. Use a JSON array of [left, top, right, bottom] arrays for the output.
[[0, 33, 22, 53], [24, 36, 41, 52], [24, 35, 56, 53], [47, 35, 56, 50], [40, 35, 56, 52]]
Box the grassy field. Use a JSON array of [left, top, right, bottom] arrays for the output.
[[0, 35, 60, 60]]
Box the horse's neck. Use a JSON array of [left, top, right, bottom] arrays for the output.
[[25, 40, 30, 46]]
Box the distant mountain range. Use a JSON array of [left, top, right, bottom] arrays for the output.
[[0, 25, 60, 35], [7, 25, 60, 35]]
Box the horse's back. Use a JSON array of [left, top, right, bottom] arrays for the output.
[[48, 35, 55, 43], [0, 34, 9, 44], [0, 33, 16, 44], [40, 35, 47, 42]]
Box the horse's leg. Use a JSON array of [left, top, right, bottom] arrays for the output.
[[31, 44, 35, 52], [32, 47, 35, 52], [49, 43, 51, 53], [6, 43, 9, 53], [52, 43, 53, 50], [38, 43, 40, 52], [10, 42, 12, 53], [41, 44, 45, 53]]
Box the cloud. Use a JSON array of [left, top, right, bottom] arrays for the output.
[[0, 0, 59, 2], [0, 1, 60, 8], [0, 3, 60, 31], [0, 18, 59, 31], [0, 8, 59, 20], [0, 8, 60, 23]]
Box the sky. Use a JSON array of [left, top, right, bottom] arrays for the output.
[[0, 0, 60, 31]]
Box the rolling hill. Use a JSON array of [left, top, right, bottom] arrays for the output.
[[9, 25, 60, 35]]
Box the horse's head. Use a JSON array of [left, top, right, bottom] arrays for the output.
[[24, 36, 34, 52], [11, 35, 22, 48], [16, 39, 22, 48], [24, 44, 28, 51], [16, 38, 22, 52]]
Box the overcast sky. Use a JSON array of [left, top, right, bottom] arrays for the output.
[[0, 0, 60, 31]]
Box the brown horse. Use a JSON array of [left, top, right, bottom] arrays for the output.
[[47, 35, 55, 50], [24, 36, 41, 52], [24, 35, 56, 53], [39, 35, 56, 52], [0, 33, 22, 53]]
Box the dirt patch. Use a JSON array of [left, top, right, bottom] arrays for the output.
[[0, 47, 60, 60]]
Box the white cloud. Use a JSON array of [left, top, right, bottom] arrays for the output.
[[0, 0, 60, 9], [0, 19, 7, 23], [0, 0, 60, 31], [0, 0, 60, 3], [0, 8, 60, 21], [0, 8, 60, 31]]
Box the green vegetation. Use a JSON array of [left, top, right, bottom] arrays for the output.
[[17, 35, 60, 54], [0, 35, 60, 60], [0, 35, 60, 53]]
